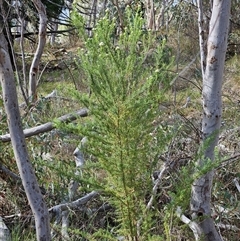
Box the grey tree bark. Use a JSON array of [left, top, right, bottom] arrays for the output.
[[145, 0, 156, 30], [29, 0, 47, 102], [190, 1, 231, 240], [0, 216, 11, 241], [0, 29, 51, 241], [0, 108, 88, 142], [49, 19, 58, 46]]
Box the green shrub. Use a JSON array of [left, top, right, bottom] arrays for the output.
[[71, 8, 174, 240]]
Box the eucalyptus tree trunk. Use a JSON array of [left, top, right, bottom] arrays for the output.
[[49, 19, 58, 46], [156, 0, 166, 30], [0, 29, 51, 241], [145, 0, 156, 30], [190, 1, 231, 241], [29, 0, 47, 102]]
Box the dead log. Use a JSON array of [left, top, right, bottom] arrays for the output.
[[49, 191, 98, 213], [0, 108, 88, 142]]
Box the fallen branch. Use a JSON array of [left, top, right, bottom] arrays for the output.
[[216, 153, 240, 169], [55, 137, 88, 239], [49, 191, 98, 213], [176, 207, 203, 241], [137, 163, 168, 236], [219, 126, 240, 141], [0, 163, 21, 181], [216, 223, 240, 231], [0, 108, 88, 142]]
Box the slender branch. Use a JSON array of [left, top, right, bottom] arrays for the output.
[[216, 223, 240, 231], [216, 153, 240, 169], [29, 0, 48, 101], [49, 191, 98, 213], [147, 164, 168, 210], [0, 1, 28, 104], [137, 163, 168, 236], [12, 28, 77, 39], [0, 162, 21, 181], [0, 108, 88, 142], [170, 52, 200, 86], [176, 207, 203, 241]]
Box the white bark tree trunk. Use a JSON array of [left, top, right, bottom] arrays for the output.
[[190, 1, 231, 240], [0, 31, 51, 241], [156, 0, 166, 30], [29, 0, 47, 102]]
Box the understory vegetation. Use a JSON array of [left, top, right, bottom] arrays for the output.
[[0, 3, 240, 241]]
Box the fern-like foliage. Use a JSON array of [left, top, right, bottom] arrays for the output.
[[71, 8, 174, 240]]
